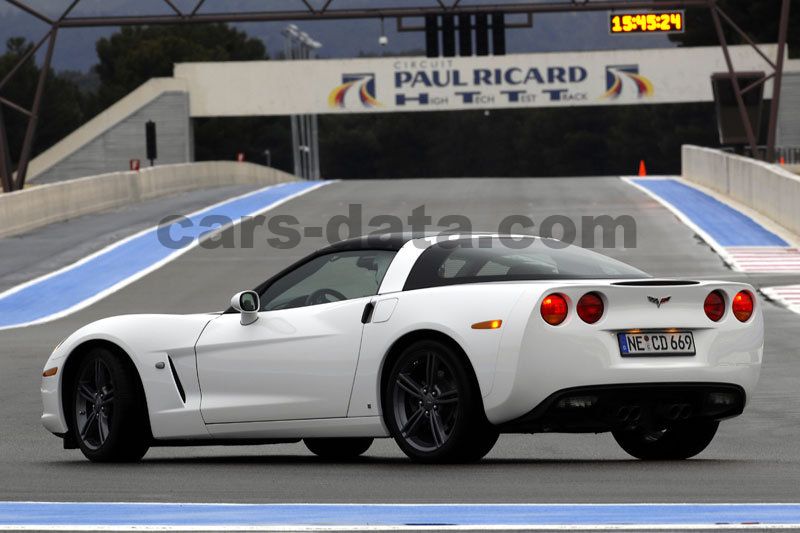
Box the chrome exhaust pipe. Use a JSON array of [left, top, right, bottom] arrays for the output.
[[661, 403, 692, 421], [667, 404, 681, 420], [616, 405, 642, 424]]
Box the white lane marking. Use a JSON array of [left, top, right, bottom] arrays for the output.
[[763, 285, 800, 313], [727, 248, 800, 270], [10, 501, 800, 506], [0, 181, 332, 331], [621, 177, 738, 268], [2, 524, 800, 531], [623, 176, 800, 314], [726, 247, 800, 313], [4, 503, 800, 531]]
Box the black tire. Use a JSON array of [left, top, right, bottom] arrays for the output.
[[304, 438, 374, 459], [69, 347, 150, 462], [612, 420, 719, 460], [383, 339, 499, 464]]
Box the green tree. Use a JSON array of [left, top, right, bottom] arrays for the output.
[[193, 116, 292, 168], [91, 24, 268, 111], [3, 19, 729, 181], [318, 103, 718, 179], [0, 37, 86, 167], [87, 24, 271, 163]]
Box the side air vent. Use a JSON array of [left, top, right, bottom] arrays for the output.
[[167, 356, 186, 403], [613, 280, 700, 286]]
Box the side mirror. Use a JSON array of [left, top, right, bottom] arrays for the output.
[[231, 291, 260, 326]]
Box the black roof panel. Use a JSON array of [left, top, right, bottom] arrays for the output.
[[318, 232, 428, 254]]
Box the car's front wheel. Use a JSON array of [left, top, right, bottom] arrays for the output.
[[70, 347, 150, 462], [612, 420, 719, 460], [384, 339, 498, 463], [304, 438, 373, 459]]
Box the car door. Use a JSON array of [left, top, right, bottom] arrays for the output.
[[195, 249, 396, 424]]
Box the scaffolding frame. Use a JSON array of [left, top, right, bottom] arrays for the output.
[[0, 0, 791, 192]]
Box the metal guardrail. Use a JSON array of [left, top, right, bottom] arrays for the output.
[[737, 146, 800, 164], [777, 147, 800, 165]]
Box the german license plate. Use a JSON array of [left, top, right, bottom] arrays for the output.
[[618, 331, 695, 356]]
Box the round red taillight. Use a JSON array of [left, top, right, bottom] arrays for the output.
[[732, 290, 754, 322], [576, 292, 604, 324], [704, 290, 725, 322], [541, 293, 568, 326]]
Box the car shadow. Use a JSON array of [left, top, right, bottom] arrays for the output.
[[51, 455, 740, 467]]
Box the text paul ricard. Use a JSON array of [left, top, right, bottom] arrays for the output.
[[391, 58, 588, 107]]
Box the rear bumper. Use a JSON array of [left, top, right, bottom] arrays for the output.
[[495, 382, 745, 434], [483, 285, 763, 424]]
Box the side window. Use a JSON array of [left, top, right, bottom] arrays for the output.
[[476, 260, 510, 276], [260, 250, 396, 311], [437, 253, 509, 278]]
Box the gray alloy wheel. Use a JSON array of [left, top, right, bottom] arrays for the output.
[[385, 339, 498, 463], [391, 349, 460, 452], [70, 348, 150, 462], [74, 358, 114, 450]]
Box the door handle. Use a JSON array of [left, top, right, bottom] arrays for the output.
[[361, 302, 375, 324]]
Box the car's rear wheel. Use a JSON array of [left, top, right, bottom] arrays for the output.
[[304, 438, 373, 459], [612, 420, 719, 460], [384, 339, 498, 463], [70, 348, 150, 462]]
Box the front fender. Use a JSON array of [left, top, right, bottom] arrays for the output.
[[41, 314, 217, 440]]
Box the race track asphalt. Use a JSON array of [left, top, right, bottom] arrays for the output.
[[0, 177, 798, 503]]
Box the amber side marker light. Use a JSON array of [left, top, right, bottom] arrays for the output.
[[42, 367, 58, 377], [472, 320, 503, 330]]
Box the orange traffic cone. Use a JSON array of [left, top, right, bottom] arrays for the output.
[[779, 156, 786, 165], [638, 160, 647, 177]]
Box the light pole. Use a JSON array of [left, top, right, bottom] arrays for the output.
[[283, 25, 322, 180]]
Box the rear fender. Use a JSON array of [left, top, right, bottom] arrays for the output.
[[348, 283, 529, 419]]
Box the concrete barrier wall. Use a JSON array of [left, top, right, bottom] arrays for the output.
[[26, 78, 192, 184], [682, 145, 800, 236], [0, 162, 298, 238]]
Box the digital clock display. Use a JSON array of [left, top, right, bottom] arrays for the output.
[[609, 11, 685, 34]]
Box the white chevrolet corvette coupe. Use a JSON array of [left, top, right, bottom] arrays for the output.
[[41, 234, 762, 463]]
